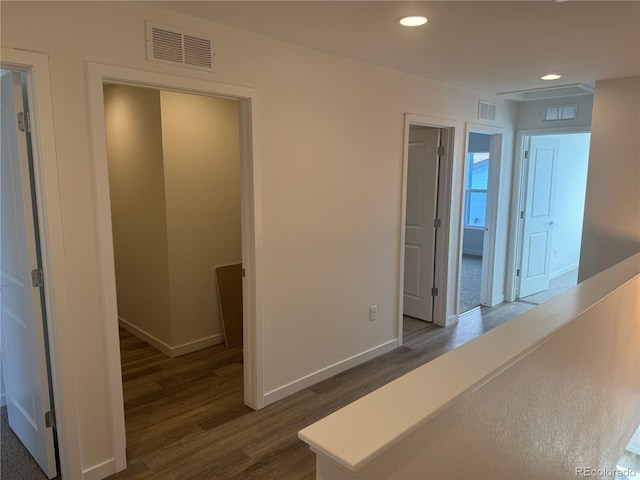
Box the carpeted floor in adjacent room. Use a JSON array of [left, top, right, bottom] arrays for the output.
[[520, 268, 578, 305], [1, 406, 50, 480], [459, 254, 482, 313]]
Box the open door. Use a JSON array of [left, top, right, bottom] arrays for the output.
[[0, 71, 57, 478], [518, 136, 559, 298], [403, 126, 440, 321]]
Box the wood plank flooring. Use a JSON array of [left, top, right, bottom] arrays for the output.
[[108, 301, 535, 480], [402, 315, 439, 338]]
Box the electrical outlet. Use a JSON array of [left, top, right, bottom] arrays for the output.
[[370, 305, 377, 321]]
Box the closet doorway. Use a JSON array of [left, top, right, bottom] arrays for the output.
[[88, 63, 264, 471], [459, 128, 502, 314]]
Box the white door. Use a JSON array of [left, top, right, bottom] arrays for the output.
[[479, 133, 502, 306], [0, 71, 57, 478], [518, 136, 559, 298], [403, 126, 440, 321]]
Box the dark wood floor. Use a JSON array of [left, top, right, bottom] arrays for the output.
[[108, 301, 535, 480]]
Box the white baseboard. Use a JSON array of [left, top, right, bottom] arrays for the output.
[[83, 458, 116, 480], [171, 334, 224, 357], [0, 392, 5, 407], [441, 314, 457, 327], [262, 339, 398, 407], [489, 294, 505, 307], [462, 249, 483, 257], [550, 262, 579, 280], [118, 317, 223, 358]]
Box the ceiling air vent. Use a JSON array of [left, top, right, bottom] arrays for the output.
[[146, 21, 215, 72], [543, 104, 577, 122], [478, 101, 496, 121]]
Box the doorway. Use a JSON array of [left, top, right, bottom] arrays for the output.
[[400, 114, 455, 338], [403, 125, 441, 323], [514, 132, 591, 303], [103, 84, 242, 356], [87, 62, 263, 472], [102, 82, 246, 460], [0, 69, 58, 478], [459, 129, 502, 313]]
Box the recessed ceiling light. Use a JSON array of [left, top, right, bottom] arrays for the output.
[[399, 16, 428, 27], [541, 73, 562, 81]]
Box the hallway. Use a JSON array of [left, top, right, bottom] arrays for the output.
[[109, 302, 534, 480], [3, 300, 635, 479]]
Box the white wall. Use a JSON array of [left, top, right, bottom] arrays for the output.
[[0, 359, 5, 407], [462, 229, 483, 256], [160, 91, 241, 348], [468, 132, 491, 152], [105, 85, 241, 352], [0, 2, 517, 475], [486, 131, 512, 306], [579, 76, 640, 281], [516, 94, 593, 131], [105, 85, 173, 346]]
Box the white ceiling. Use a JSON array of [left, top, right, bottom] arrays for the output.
[[151, 1, 640, 96]]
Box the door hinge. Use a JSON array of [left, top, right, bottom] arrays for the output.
[[437, 145, 445, 156], [520, 210, 524, 219], [17, 111, 31, 133], [242, 267, 246, 278], [431, 287, 438, 297], [524, 150, 529, 159], [31, 268, 44, 287], [434, 218, 441, 228], [516, 269, 521, 277], [45, 410, 56, 429]]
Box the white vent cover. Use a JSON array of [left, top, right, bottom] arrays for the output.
[[543, 104, 577, 122], [146, 21, 215, 72], [478, 101, 496, 121]]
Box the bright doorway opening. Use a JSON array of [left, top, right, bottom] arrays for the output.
[[459, 130, 502, 314], [514, 132, 591, 304]]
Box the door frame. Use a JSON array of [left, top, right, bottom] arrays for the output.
[[458, 124, 504, 310], [506, 126, 590, 301], [399, 114, 456, 341], [403, 125, 441, 322], [1, 49, 81, 479], [2, 69, 58, 477], [86, 63, 264, 472]]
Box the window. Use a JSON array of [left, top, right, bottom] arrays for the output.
[[465, 152, 489, 228]]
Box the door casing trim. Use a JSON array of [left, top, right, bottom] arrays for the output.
[[1, 48, 81, 479], [86, 62, 264, 474], [399, 114, 457, 342], [506, 126, 591, 301], [459, 123, 505, 311]]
